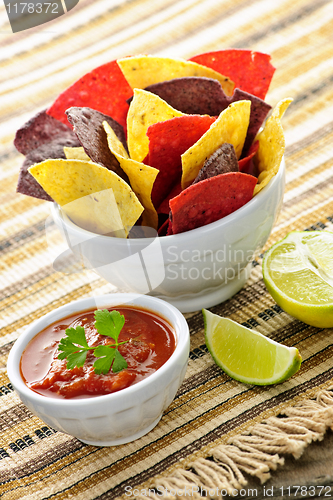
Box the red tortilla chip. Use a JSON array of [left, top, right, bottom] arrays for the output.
[[189, 50, 275, 100], [169, 172, 257, 234], [238, 141, 259, 175], [157, 181, 183, 214], [157, 218, 170, 236], [47, 60, 133, 130], [147, 115, 215, 208]]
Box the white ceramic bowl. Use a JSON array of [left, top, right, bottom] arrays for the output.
[[7, 293, 190, 446], [51, 159, 285, 313]]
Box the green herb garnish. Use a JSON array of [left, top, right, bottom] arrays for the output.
[[57, 309, 128, 375]]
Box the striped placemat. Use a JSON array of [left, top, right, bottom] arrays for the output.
[[2, 0, 333, 498]]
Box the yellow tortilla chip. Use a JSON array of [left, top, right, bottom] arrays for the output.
[[102, 125, 129, 159], [181, 100, 251, 189], [127, 89, 184, 162], [64, 146, 91, 161], [57, 189, 127, 238], [117, 55, 234, 96], [253, 97, 293, 195], [29, 159, 143, 237], [103, 121, 158, 230]]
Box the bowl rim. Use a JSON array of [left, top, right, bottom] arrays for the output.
[[7, 293, 190, 407], [51, 157, 285, 243]]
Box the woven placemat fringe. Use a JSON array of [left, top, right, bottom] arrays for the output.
[[132, 388, 333, 499]]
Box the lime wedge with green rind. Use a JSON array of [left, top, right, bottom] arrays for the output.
[[263, 231, 333, 328], [203, 309, 302, 385]]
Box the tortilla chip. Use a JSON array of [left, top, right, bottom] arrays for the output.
[[64, 146, 91, 161], [127, 89, 184, 162], [147, 115, 216, 208], [157, 181, 182, 215], [253, 98, 293, 195], [57, 189, 128, 238], [14, 110, 77, 155], [103, 121, 158, 229], [189, 50, 275, 100], [66, 107, 129, 182], [117, 55, 234, 96], [157, 218, 170, 236], [192, 143, 239, 184], [230, 89, 271, 157], [181, 100, 251, 189], [28, 159, 143, 236], [47, 60, 133, 130], [17, 157, 52, 201], [102, 122, 129, 159], [16, 136, 81, 201], [170, 172, 258, 234], [144, 77, 228, 115], [238, 141, 259, 175]]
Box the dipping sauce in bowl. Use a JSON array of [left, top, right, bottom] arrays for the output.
[[8, 293, 189, 445], [20, 306, 176, 399]]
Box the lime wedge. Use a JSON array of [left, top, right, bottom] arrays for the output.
[[203, 309, 301, 385], [263, 231, 333, 328]]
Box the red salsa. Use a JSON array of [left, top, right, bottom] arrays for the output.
[[20, 306, 176, 399]]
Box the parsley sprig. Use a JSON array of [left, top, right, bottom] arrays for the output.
[[57, 309, 128, 375]]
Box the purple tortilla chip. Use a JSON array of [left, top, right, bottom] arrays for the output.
[[66, 107, 129, 182], [192, 143, 239, 184], [16, 136, 80, 201], [231, 89, 271, 157], [14, 109, 77, 155], [144, 77, 227, 116]]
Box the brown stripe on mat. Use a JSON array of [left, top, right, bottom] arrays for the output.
[[271, 202, 333, 234], [287, 73, 333, 110], [0, 403, 34, 432], [184, 270, 284, 335], [284, 165, 333, 200], [155, 0, 330, 57], [0, 269, 87, 322], [0, 218, 49, 256], [146, 0, 261, 53], [285, 119, 333, 156], [210, 279, 269, 317], [271, 203, 333, 243], [285, 152, 333, 193], [183, 277, 268, 334], [285, 127, 333, 173], [0, 281, 101, 339], [0, 342, 14, 362], [232, 0, 332, 49], [0, 437, 85, 484]]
